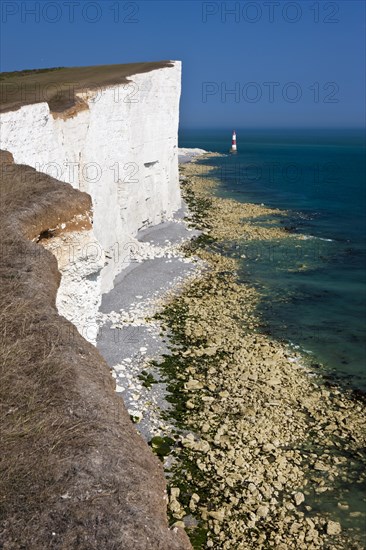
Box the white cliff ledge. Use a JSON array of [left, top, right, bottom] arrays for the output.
[[0, 61, 182, 342]]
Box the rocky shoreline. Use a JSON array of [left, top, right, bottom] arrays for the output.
[[152, 155, 366, 548], [93, 151, 366, 549]]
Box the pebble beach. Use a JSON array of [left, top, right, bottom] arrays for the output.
[[98, 151, 366, 549]]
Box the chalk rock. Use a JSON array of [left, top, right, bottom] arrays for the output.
[[294, 492, 305, 506], [257, 505, 269, 519], [208, 509, 226, 522], [185, 378, 203, 390], [326, 521, 342, 535]]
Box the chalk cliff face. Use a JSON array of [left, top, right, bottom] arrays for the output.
[[0, 62, 182, 341]]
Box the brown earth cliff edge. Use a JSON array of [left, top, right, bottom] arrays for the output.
[[0, 62, 174, 115], [0, 150, 191, 549]]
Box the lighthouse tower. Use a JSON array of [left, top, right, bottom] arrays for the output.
[[230, 130, 237, 153]]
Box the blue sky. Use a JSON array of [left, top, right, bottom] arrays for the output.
[[1, 0, 365, 128]]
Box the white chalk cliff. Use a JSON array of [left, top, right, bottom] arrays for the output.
[[0, 62, 182, 342]]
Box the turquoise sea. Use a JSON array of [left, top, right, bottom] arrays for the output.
[[179, 128, 366, 393]]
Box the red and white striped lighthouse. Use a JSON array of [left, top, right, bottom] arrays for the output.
[[230, 130, 237, 153]]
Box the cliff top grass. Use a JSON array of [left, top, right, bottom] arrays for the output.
[[0, 60, 174, 114]]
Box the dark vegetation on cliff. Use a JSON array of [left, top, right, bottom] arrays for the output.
[[0, 150, 191, 549], [0, 61, 174, 114]]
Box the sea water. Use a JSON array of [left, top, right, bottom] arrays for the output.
[[179, 128, 366, 392]]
